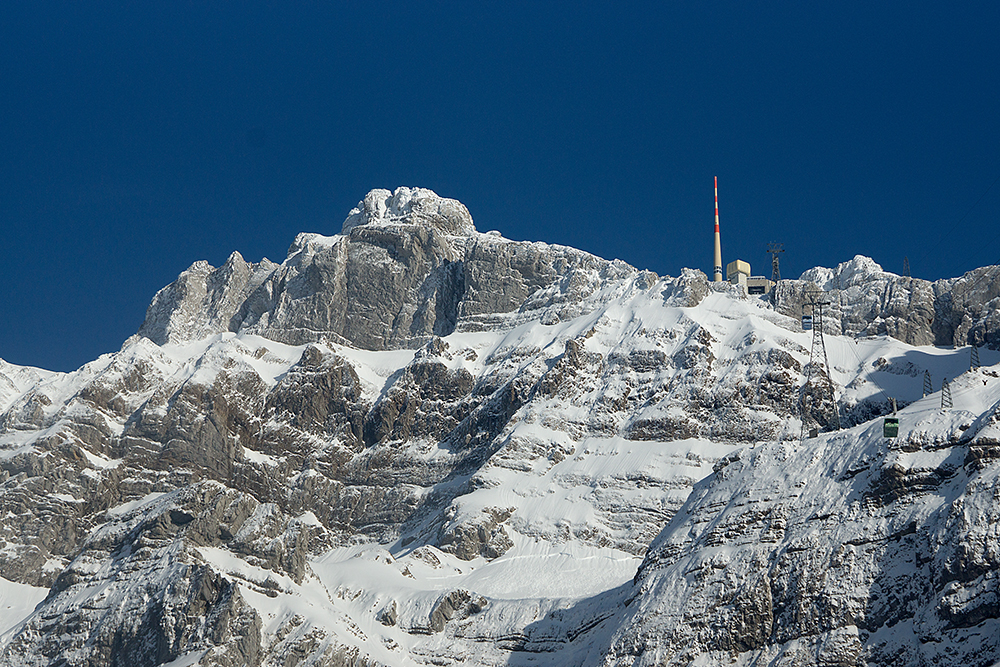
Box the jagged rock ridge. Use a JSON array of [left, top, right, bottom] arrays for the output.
[[775, 254, 1000, 349], [139, 186, 643, 352]]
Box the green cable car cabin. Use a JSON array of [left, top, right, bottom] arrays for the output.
[[883, 417, 899, 438]]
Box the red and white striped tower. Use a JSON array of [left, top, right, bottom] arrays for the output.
[[713, 176, 723, 282]]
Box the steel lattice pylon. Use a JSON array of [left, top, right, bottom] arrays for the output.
[[767, 243, 784, 283], [800, 295, 841, 439]]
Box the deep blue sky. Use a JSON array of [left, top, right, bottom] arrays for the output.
[[3, 2, 999, 371]]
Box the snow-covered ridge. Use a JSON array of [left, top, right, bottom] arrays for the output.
[[137, 187, 1000, 359], [799, 254, 889, 290], [0, 358, 59, 414]]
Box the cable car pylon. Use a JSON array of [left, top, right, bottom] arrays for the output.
[[767, 243, 784, 283], [800, 291, 841, 439]]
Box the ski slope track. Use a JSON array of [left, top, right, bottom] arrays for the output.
[[2, 187, 1000, 666]]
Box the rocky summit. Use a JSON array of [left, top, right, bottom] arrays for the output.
[[2, 187, 1000, 666]]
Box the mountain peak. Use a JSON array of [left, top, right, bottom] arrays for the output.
[[798, 254, 887, 291], [341, 187, 476, 236]]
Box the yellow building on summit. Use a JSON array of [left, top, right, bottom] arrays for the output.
[[727, 259, 774, 295]]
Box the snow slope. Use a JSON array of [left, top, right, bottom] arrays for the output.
[[0, 359, 57, 414], [0, 578, 46, 642]]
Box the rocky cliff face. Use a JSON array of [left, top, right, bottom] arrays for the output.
[[2, 187, 999, 666], [773, 254, 1000, 349], [603, 368, 1000, 667], [139, 186, 638, 351]]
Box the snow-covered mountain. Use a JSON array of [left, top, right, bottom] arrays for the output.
[[0, 359, 56, 415], [1, 187, 999, 666], [603, 366, 1000, 666]]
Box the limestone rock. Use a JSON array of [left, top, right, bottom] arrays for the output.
[[438, 507, 514, 561], [138, 252, 278, 346], [2, 482, 324, 667], [140, 188, 640, 352], [429, 589, 488, 633], [774, 255, 1000, 349]]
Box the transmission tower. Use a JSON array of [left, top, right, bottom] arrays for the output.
[[923, 370, 932, 397], [941, 378, 953, 409], [767, 243, 784, 283], [902, 256, 911, 278], [800, 292, 841, 438], [971, 345, 981, 371]]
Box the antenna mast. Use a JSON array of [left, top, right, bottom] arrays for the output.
[[713, 177, 723, 282]]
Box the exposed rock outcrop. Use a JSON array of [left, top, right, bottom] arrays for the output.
[[142, 187, 644, 351], [3, 482, 324, 667], [604, 371, 1000, 667], [774, 254, 1000, 348], [139, 252, 278, 346]]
